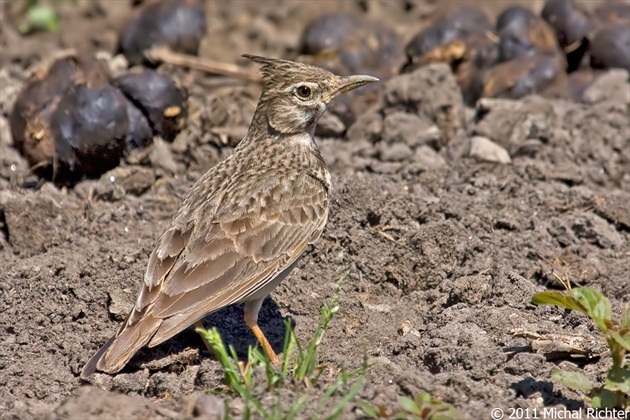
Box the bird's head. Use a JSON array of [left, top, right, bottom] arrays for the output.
[[244, 55, 378, 135]]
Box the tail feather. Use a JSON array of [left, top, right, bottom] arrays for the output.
[[80, 314, 162, 379], [80, 335, 116, 379]]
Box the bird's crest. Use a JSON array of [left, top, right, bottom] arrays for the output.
[[242, 54, 333, 90]]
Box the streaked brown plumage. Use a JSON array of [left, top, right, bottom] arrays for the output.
[[81, 55, 378, 378]]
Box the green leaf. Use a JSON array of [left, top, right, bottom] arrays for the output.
[[621, 306, 630, 330], [356, 401, 380, 418], [570, 288, 611, 325], [605, 366, 630, 394], [399, 396, 421, 415], [20, 5, 59, 34], [609, 330, 630, 352], [592, 389, 618, 409], [551, 369, 594, 392], [532, 291, 588, 313], [432, 409, 464, 420]]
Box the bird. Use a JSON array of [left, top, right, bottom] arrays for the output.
[[80, 55, 378, 378]]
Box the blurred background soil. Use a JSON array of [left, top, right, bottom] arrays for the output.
[[0, 0, 628, 418]]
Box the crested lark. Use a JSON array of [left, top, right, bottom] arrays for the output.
[[81, 55, 378, 378]]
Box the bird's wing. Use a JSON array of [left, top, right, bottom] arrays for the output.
[[130, 173, 329, 345]]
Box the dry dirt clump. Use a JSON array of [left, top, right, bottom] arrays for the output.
[[0, 1, 628, 419]]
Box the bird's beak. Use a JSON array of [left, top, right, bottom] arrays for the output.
[[323, 74, 380, 103]]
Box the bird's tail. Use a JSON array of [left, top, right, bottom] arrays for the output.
[[80, 314, 161, 379]]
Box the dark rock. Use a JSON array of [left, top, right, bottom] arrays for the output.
[[483, 54, 566, 99], [541, 0, 590, 49], [593, 2, 630, 25], [8, 54, 156, 185], [300, 13, 403, 80], [114, 68, 188, 142], [123, 99, 153, 150], [119, 0, 206, 65], [50, 84, 129, 181], [541, 0, 590, 71], [402, 6, 498, 105], [405, 6, 492, 59], [590, 24, 630, 71], [496, 6, 558, 62]]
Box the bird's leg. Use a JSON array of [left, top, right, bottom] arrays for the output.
[[194, 321, 214, 354], [244, 299, 280, 365]]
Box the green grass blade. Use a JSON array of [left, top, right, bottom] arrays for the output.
[[284, 395, 309, 420], [326, 371, 366, 419]]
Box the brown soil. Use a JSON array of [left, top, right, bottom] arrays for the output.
[[1, 1, 628, 419]]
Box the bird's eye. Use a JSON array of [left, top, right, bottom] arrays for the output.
[[295, 85, 312, 99]]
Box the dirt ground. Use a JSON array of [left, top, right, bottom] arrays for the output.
[[0, 1, 628, 419]]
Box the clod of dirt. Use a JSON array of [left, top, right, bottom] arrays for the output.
[[93, 165, 157, 201], [595, 190, 630, 230], [315, 111, 346, 138], [384, 63, 465, 145], [482, 54, 566, 99], [346, 111, 383, 144], [590, 23, 630, 71], [192, 393, 226, 419], [54, 386, 174, 419], [473, 96, 555, 155], [299, 13, 404, 80], [496, 6, 559, 62], [0, 184, 80, 256], [381, 112, 440, 150], [108, 289, 134, 321], [566, 69, 601, 101], [114, 68, 188, 142], [580, 69, 630, 104], [119, 0, 206, 65]]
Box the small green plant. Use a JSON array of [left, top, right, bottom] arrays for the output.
[[198, 273, 369, 419], [18, 0, 72, 34], [358, 393, 463, 419], [532, 277, 630, 409], [20, 2, 58, 34]]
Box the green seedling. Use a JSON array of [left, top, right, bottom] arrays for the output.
[[197, 272, 368, 419], [533, 279, 630, 409], [18, 0, 64, 34], [358, 393, 463, 419]]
